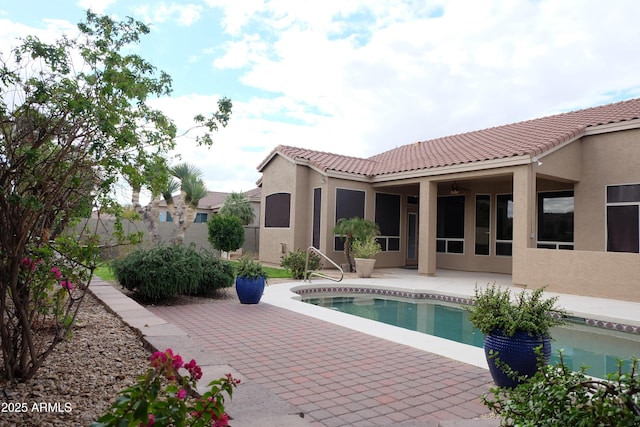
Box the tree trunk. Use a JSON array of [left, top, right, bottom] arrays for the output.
[[132, 187, 161, 245]]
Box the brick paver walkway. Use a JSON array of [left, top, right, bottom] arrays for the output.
[[149, 300, 493, 426]]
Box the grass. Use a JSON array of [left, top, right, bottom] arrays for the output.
[[94, 260, 293, 281], [94, 263, 116, 281]]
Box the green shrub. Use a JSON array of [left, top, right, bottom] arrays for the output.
[[111, 245, 233, 301], [235, 255, 267, 279], [280, 249, 321, 279], [196, 251, 234, 296], [483, 351, 640, 426], [207, 214, 245, 253]]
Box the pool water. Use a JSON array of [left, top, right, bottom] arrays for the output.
[[302, 295, 640, 379]]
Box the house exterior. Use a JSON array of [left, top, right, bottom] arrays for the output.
[[257, 98, 640, 302]]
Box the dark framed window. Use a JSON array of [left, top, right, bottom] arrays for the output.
[[375, 193, 401, 252], [194, 213, 208, 223], [265, 192, 291, 227], [334, 188, 366, 250], [312, 188, 321, 249], [436, 195, 465, 254], [607, 184, 640, 253], [537, 191, 574, 249], [475, 195, 490, 255], [496, 194, 513, 256]]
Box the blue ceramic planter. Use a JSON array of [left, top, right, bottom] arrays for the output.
[[484, 330, 551, 388], [235, 276, 265, 304]]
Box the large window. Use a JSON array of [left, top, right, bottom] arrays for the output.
[[437, 195, 465, 254], [194, 213, 208, 223], [312, 188, 321, 249], [496, 194, 513, 256], [264, 192, 291, 227], [375, 193, 401, 251], [607, 184, 640, 253], [537, 191, 574, 249], [334, 188, 366, 250], [475, 195, 490, 255]]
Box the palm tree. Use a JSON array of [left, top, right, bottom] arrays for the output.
[[167, 163, 208, 244], [219, 191, 255, 225], [333, 217, 379, 272]]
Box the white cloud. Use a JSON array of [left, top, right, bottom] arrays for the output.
[[132, 2, 203, 26], [76, 0, 117, 14]]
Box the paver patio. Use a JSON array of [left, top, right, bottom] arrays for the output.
[[148, 299, 494, 426]]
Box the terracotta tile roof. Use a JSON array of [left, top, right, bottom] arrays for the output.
[[263, 98, 640, 177]]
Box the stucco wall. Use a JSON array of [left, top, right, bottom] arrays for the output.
[[575, 129, 640, 251]]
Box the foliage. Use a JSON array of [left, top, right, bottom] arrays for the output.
[[332, 217, 380, 272], [280, 249, 321, 279], [207, 214, 245, 254], [483, 351, 640, 426], [0, 10, 200, 380], [219, 192, 255, 226], [94, 263, 116, 281], [467, 284, 567, 337], [92, 348, 240, 427], [230, 261, 291, 279], [352, 236, 382, 259], [197, 251, 235, 297], [111, 245, 233, 302], [235, 256, 266, 279]]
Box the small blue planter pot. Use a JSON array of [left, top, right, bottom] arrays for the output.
[[484, 330, 551, 389], [235, 276, 265, 304]]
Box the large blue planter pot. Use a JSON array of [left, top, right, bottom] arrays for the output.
[[484, 330, 551, 389], [235, 276, 265, 304]]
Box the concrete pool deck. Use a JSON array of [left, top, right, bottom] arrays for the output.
[[91, 268, 640, 426]]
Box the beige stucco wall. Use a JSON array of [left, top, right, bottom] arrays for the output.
[[575, 129, 640, 251], [259, 155, 297, 264], [519, 248, 640, 302]]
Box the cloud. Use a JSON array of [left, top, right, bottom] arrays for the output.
[[132, 2, 203, 26], [76, 0, 117, 14]]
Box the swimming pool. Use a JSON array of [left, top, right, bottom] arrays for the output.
[[300, 291, 640, 379]]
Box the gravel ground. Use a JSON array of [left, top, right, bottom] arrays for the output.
[[0, 292, 151, 427]]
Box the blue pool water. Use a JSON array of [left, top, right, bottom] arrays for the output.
[[302, 294, 640, 379]]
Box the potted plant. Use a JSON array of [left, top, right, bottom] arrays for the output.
[[234, 256, 267, 304], [352, 236, 382, 278], [467, 283, 567, 388], [333, 217, 379, 272]]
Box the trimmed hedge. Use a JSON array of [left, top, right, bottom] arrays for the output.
[[111, 245, 234, 301]]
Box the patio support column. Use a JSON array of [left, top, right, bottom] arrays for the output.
[[512, 166, 535, 284], [418, 179, 437, 276]]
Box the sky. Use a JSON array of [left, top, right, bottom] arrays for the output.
[[2, 0, 640, 202]]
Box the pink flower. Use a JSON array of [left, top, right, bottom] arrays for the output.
[[185, 359, 203, 380], [141, 413, 155, 427], [51, 267, 61, 279], [214, 413, 229, 427], [171, 354, 183, 370], [61, 281, 74, 291], [177, 389, 187, 399]]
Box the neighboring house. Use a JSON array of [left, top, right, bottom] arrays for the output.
[[159, 190, 261, 225], [257, 98, 640, 302]]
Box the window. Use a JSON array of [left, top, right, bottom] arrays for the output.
[[312, 188, 321, 249], [334, 188, 366, 250], [375, 193, 401, 251], [265, 193, 291, 227], [537, 191, 574, 250], [166, 212, 173, 222], [607, 184, 640, 253], [475, 195, 490, 255], [437, 195, 465, 254], [194, 213, 208, 223], [496, 194, 513, 256]]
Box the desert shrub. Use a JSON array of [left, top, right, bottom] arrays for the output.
[[196, 251, 235, 296], [280, 249, 321, 279], [483, 351, 640, 426], [112, 245, 233, 301]]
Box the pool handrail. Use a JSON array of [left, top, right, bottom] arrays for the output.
[[304, 246, 343, 283]]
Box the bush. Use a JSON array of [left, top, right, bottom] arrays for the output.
[[112, 245, 234, 301], [280, 249, 321, 279], [483, 352, 640, 426], [197, 251, 235, 296], [207, 214, 245, 253]]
